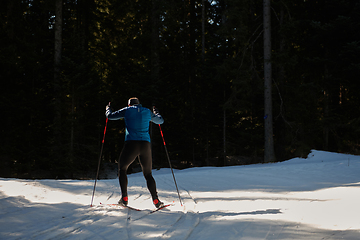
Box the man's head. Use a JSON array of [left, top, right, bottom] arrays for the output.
[[128, 97, 140, 106]]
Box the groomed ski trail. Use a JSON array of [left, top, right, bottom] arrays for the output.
[[1, 150, 360, 239]]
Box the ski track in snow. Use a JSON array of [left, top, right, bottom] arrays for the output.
[[153, 173, 202, 240], [1, 150, 360, 239], [158, 212, 201, 240], [126, 208, 132, 239]]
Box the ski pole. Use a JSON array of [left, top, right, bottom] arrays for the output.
[[157, 121, 183, 206], [90, 102, 110, 207]]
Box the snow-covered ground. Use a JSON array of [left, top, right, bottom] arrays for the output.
[[1, 150, 360, 239]]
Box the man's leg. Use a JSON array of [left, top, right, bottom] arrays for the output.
[[118, 141, 139, 204], [138, 142, 160, 203]]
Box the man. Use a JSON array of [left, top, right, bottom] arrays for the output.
[[105, 97, 165, 208]]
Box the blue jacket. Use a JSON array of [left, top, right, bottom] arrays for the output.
[[106, 104, 164, 142]]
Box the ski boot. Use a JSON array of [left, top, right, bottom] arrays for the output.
[[153, 199, 164, 208], [118, 196, 128, 206]]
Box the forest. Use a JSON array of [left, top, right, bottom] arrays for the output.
[[1, 0, 360, 179]]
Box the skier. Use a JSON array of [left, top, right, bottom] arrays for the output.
[[105, 97, 165, 208]]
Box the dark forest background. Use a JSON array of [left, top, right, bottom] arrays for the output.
[[1, 0, 360, 179]]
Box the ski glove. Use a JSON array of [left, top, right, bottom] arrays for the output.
[[105, 103, 113, 117], [153, 107, 160, 115]]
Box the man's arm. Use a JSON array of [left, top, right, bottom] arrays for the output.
[[106, 105, 127, 120], [151, 107, 164, 124]]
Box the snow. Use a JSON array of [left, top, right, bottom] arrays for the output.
[[1, 150, 360, 239]]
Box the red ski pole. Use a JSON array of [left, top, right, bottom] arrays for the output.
[[158, 122, 183, 206], [90, 102, 110, 207]]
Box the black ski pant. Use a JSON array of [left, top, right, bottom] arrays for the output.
[[118, 141, 158, 201]]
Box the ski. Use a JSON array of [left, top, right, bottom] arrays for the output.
[[99, 202, 173, 213], [149, 203, 172, 213], [99, 202, 141, 211], [130, 203, 174, 221]]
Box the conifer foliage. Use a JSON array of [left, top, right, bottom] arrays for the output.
[[1, 0, 359, 178]]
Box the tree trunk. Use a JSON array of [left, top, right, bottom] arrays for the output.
[[223, 93, 227, 166], [53, 0, 63, 161], [151, 0, 160, 87], [54, 0, 62, 97], [323, 65, 330, 151], [201, 0, 205, 63], [276, 4, 286, 156], [263, 0, 276, 162]]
